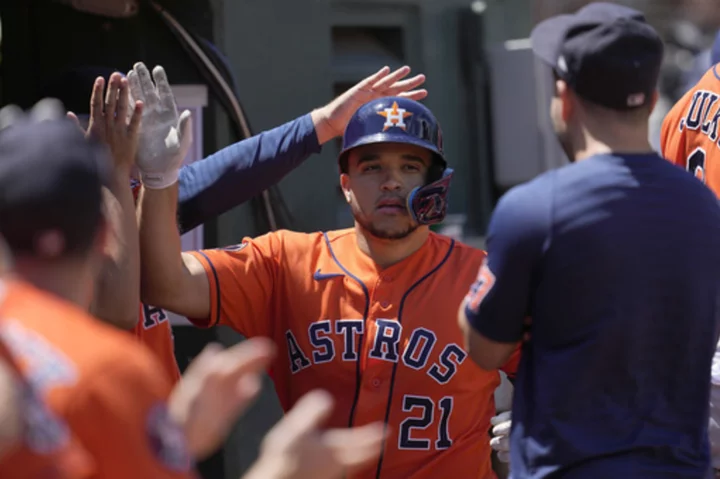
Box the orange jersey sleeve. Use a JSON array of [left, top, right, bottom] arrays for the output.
[[185, 231, 282, 338], [0, 281, 196, 479], [661, 65, 720, 195]]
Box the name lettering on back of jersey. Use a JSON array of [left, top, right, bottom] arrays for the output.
[[0, 320, 77, 392], [285, 319, 467, 383], [681, 89, 720, 143]]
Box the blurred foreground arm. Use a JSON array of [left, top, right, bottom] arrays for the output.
[[242, 390, 385, 479]]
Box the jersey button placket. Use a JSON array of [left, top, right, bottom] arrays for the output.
[[377, 274, 393, 310], [363, 275, 394, 392]]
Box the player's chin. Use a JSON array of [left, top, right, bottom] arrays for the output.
[[368, 218, 417, 240]]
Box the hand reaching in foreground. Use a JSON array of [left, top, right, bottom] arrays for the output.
[[168, 338, 275, 460], [242, 390, 386, 479]]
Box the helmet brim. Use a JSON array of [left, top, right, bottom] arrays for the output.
[[337, 132, 447, 171]]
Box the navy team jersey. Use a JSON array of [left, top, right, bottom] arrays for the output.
[[466, 153, 720, 478]]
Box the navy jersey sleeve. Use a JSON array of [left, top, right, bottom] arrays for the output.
[[464, 177, 551, 343], [176, 113, 321, 233]]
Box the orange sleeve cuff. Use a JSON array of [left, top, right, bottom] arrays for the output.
[[185, 251, 220, 329]]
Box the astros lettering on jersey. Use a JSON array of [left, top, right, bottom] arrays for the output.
[[661, 65, 720, 193], [182, 97, 519, 478]]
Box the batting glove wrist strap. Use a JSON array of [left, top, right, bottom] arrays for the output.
[[140, 167, 180, 189]]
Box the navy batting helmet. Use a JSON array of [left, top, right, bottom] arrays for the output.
[[338, 96, 453, 226]]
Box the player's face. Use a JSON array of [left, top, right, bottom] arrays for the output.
[[341, 143, 432, 240]]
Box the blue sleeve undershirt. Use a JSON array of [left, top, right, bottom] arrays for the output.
[[176, 113, 321, 233]]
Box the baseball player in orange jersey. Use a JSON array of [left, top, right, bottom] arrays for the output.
[[137, 61, 520, 478], [66, 62, 428, 386], [0, 104, 202, 477]]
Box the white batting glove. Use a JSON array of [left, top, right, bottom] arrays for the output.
[[127, 62, 192, 189], [490, 410, 512, 463]]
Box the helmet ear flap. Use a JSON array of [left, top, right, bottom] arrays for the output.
[[408, 168, 453, 226]]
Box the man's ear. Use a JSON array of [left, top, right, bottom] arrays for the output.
[[339, 174, 352, 203], [558, 80, 573, 123]]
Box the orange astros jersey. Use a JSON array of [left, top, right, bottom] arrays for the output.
[[661, 65, 720, 194], [187, 228, 519, 479], [0, 280, 195, 479], [0, 331, 93, 479]]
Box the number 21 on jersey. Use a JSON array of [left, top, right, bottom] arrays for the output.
[[399, 395, 453, 450]]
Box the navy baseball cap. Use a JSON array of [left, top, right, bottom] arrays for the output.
[[531, 2, 664, 110], [0, 117, 111, 258]]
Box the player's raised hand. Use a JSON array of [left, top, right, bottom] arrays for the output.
[[127, 61, 192, 189], [312, 65, 427, 144], [66, 73, 144, 175], [242, 390, 385, 479], [490, 410, 512, 463], [168, 338, 275, 460]]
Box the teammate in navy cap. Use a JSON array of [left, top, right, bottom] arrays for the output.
[[458, 3, 720, 477]]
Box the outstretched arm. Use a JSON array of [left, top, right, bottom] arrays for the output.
[[176, 113, 320, 233], [175, 65, 428, 233]]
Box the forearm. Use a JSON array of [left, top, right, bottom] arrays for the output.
[[176, 113, 322, 233], [138, 183, 185, 308], [90, 170, 140, 329]]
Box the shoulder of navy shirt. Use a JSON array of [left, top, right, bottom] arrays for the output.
[[175, 113, 321, 233]]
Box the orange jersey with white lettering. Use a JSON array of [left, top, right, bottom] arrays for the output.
[[661, 65, 720, 194], [0, 280, 195, 479], [134, 304, 181, 384], [131, 180, 182, 384], [0, 331, 93, 479], [188, 229, 519, 479]]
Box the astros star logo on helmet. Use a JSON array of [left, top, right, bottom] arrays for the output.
[[377, 101, 413, 131]]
